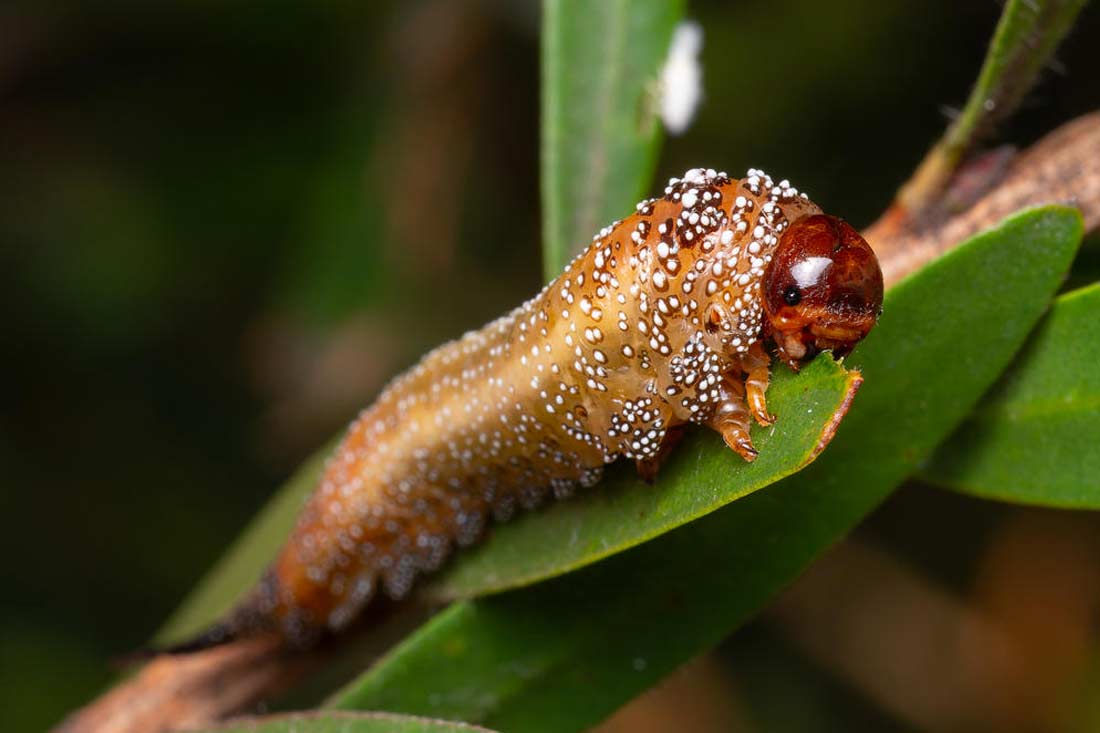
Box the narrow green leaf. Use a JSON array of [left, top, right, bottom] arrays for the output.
[[922, 282, 1100, 508], [427, 356, 860, 600], [541, 0, 684, 276], [328, 206, 1083, 732], [196, 711, 495, 733], [943, 0, 1088, 156], [898, 0, 1088, 214]]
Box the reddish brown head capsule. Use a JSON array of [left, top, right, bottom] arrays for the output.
[[763, 214, 883, 369]]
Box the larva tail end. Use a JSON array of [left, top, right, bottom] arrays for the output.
[[112, 620, 246, 667], [123, 571, 295, 661], [157, 620, 244, 655]]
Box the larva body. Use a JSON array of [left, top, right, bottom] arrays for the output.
[[190, 168, 883, 648]]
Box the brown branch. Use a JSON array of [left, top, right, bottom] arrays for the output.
[[867, 111, 1100, 288], [54, 637, 310, 733], [54, 598, 429, 733], [56, 110, 1100, 733]]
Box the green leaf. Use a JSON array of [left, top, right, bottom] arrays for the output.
[[426, 356, 860, 600], [195, 711, 496, 733], [898, 0, 1088, 214], [541, 0, 684, 277], [922, 282, 1100, 508], [327, 206, 1083, 731], [943, 0, 1087, 156]]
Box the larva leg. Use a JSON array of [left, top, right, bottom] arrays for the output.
[[635, 424, 687, 484], [708, 377, 758, 462], [743, 342, 775, 427]]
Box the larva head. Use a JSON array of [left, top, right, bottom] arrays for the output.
[[763, 214, 883, 370]]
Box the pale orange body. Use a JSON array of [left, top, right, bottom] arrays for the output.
[[194, 168, 882, 648]]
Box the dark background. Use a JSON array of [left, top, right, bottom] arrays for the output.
[[3, 2, 1098, 730]]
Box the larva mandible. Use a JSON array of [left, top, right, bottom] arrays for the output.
[[175, 167, 883, 650]]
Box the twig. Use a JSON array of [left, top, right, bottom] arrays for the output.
[[54, 637, 308, 733], [887, 0, 1088, 227], [868, 111, 1100, 288]]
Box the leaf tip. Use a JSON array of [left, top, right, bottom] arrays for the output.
[[809, 369, 863, 462]]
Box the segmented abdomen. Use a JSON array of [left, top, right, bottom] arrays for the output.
[[263, 168, 816, 638]]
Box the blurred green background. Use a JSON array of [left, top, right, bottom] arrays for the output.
[[2, 2, 1098, 731]]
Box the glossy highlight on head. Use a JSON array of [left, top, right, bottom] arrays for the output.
[[763, 214, 883, 369]]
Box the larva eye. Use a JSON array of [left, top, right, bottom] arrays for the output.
[[782, 286, 802, 306]]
